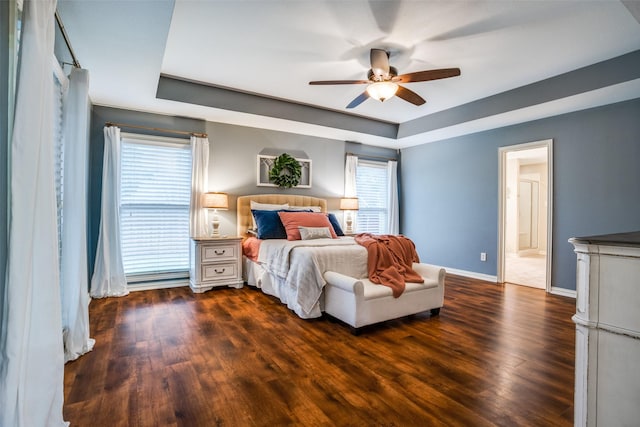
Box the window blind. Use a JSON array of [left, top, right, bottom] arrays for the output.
[[355, 159, 388, 234], [120, 137, 191, 278], [53, 71, 65, 269]]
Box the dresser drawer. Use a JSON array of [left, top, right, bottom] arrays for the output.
[[201, 244, 237, 262], [201, 262, 237, 282]]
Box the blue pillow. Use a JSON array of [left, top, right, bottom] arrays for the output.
[[327, 213, 345, 236], [251, 209, 287, 239]]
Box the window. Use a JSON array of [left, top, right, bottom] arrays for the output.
[[53, 61, 67, 274], [120, 135, 192, 280], [355, 159, 388, 234]]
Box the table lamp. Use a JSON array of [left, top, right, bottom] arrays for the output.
[[202, 192, 228, 237], [339, 197, 359, 234]]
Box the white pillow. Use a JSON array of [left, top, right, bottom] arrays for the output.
[[250, 201, 289, 210], [287, 205, 322, 212], [298, 226, 332, 240], [250, 201, 289, 228]]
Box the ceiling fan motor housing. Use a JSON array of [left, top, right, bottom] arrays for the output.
[[368, 66, 398, 82]]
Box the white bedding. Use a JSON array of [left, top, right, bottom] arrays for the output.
[[253, 237, 368, 318]]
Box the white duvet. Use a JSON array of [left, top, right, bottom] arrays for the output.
[[256, 237, 368, 318]]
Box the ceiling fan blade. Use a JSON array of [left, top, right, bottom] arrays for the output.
[[396, 68, 461, 83], [395, 85, 426, 106], [309, 80, 370, 85], [346, 92, 370, 109], [370, 48, 390, 79], [368, 0, 400, 34]]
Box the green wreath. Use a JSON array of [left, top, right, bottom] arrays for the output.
[[269, 153, 302, 188]]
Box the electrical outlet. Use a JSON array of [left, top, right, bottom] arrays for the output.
[[480, 252, 487, 262]]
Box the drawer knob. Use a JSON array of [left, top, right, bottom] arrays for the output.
[[214, 249, 226, 255], [215, 268, 226, 274]]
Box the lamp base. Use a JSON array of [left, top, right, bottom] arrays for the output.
[[345, 217, 353, 235], [211, 217, 220, 238]]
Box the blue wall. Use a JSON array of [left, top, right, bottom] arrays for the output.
[[89, 99, 640, 292], [89, 106, 352, 275], [345, 141, 398, 161], [401, 98, 640, 291]]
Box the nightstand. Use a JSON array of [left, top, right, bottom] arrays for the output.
[[189, 236, 243, 293]]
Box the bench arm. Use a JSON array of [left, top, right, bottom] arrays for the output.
[[323, 271, 364, 295], [412, 263, 446, 285]]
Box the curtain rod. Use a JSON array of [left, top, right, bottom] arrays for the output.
[[105, 122, 208, 138], [346, 152, 397, 162], [55, 11, 80, 68]]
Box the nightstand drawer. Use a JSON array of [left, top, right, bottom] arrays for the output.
[[201, 262, 237, 282], [201, 244, 237, 262]]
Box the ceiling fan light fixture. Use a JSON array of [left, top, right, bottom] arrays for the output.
[[366, 81, 399, 102]]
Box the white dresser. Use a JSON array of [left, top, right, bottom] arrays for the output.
[[569, 231, 640, 427], [189, 237, 243, 293]]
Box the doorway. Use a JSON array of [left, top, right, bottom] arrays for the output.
[[498, 140, 552, 291]]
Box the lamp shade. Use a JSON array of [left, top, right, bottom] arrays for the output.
[[202, 192, 228, 210], [366, 81, 398, 102], [340, 197, 359, 210]]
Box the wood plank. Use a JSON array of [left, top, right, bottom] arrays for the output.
[[64, 275, 575, 426]]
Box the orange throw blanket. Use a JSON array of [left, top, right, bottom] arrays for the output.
[[354, 233, 424, 298]]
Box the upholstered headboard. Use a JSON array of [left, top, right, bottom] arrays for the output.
[[237, 194, 328, 237]]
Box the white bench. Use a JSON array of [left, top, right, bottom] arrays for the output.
[[323, 263, 445, 334]]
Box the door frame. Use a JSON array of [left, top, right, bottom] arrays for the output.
[[497, 139, 553, 292]]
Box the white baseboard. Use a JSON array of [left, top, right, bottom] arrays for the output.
[[443, 267, 577, 298], [127, 279, 189, 292], [444, 267, 498, 283], [550, 286, 577, 299]]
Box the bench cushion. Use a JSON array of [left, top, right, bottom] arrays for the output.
[[362, 278, 439, 300]]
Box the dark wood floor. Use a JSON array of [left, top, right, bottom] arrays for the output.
[[64, 275, 576, 426]]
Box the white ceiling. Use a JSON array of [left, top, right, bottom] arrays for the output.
[[57, 0, 640, 148]]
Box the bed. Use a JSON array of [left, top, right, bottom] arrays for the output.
[[238, 194, 445, 329], [238, 194, 368, 318]]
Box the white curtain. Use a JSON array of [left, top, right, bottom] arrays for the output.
[[189, 135, 210, 238], [344, 154, 358, 197], [90, 126, 128, 298], [387, 160, 399, 235], [61, 68, 94, 362], [0, 0, 68, 425]]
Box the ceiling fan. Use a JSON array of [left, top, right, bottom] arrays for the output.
[[309, 48, 461, 109]]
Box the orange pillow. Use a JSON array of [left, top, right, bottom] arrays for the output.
[[277, 211, 338, 241]]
